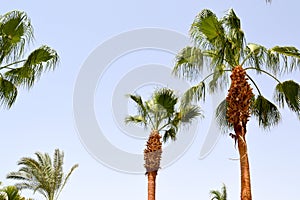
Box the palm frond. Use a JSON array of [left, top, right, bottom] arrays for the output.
[[179, 105, 202, 124], [245, 43, 267, 73], [0, 76, 18, 108], [153, 88, 177, 115], [54, 164, 78, 200], [210, 183, 227, 200], [190, 9, 225, 49], [163, 127, 176, 142], [210, 190, 222, 200], [4, 66, 35, 88], [0, 10, 33, 64], [2, 186, 20, 200], [208, 64, 230, 93], [53, 149, 64, 191], [274, 80, 300, 115], [128, 94, 147, 116], [215, 99, 232, 133], [23, 45, 59, 81], [181, 81, 206, 107], [173, 46, 204, 81], [6, 171, 32, 182], [221, 183, 227, 200], [124, 115, 147, 127], [222, 8, 245, 62], [268, 46, 300, 74], [251, 95, 281, 129]]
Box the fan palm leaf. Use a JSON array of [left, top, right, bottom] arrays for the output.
[[0, 10, 59, 109]]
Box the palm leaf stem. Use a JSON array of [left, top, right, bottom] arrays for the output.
[[146, 111, 156, 129], [240, 53, 253, 67], [245, 67, 281, 83], [0, 60, 26, 70], [202, 69, 232, 82], [245, 74, 262, 96], [157, 121, 172, 132]]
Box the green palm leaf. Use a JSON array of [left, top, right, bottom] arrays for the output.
[[0, 77, 17, 108], [181, 81, 206, 107], [190, 9, 225, 48], [274, 80, 300, 115], [163, 127, 176, 142], [23, 45, 59, 79], [252, 95, 281, 129], [153, 88, 177, 115], [0, 11, 33, 64], [245, 43, 267, 73], [208, 64, 229, 92], [125, 115, 147, 126], [4, 66, 35, 88], [269, 46, 300, 73], [210, 184, 227, 200], [0, 185, 29, 200], [215, 99, 232, 133], [222, 8, 245, 63], [180, 105, 202, 124], [128, 94, 147, 117], [173, 46, 204, 80]]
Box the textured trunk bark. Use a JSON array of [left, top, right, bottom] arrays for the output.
[[147, 171, 157, 200], [236, 123, 252, 200]]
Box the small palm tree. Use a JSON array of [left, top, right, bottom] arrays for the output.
[[0, 185, 32, 200], [7, 149, 78, 200], [125, 87, 201, 200], [0, 10, 59, 108], [173, 8, 300, 200], [210, 184, 227, 200]]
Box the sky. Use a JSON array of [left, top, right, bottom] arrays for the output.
[[1, 0, 300, 200]]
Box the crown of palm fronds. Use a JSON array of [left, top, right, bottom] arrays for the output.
[[7, 149, 78, 200], [125, 87, 202, 142], [173, 8, 300, 131]]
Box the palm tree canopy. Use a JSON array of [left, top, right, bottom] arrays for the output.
[[173, 8, 300, 131], [0, 184, 34, 200], [0, 10, 59, 108], [125, 87, 202, 142], [6, 149, 78, 200]]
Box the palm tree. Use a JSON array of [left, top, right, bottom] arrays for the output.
[[0, 10, 59, 109], [210, 184, 227, 200], [0, 185, 32, 200], [173, 8, 300, 200], [7, 149, 78, 200], [125, 87, 201, 200]]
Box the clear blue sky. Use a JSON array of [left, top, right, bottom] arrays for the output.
[[1, 0, 300, 200]]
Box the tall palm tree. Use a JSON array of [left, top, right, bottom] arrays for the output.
[[0, 10, 59, 108], [210, 184, 227, 200], [6, 149, 78, 200], [173, 8, 300, 200], [125, 87, 201, 200]]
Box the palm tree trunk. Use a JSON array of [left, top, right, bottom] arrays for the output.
[[147, 171, 157, 200], [227, 66, 254, 200], [144, 131, 162, 200], [235, 123, 252, 200]]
